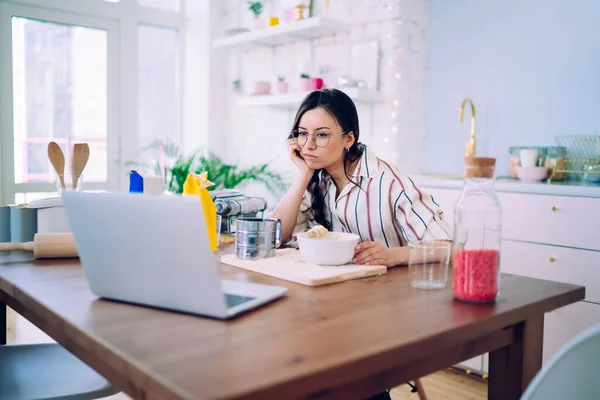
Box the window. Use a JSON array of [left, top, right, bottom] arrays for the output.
[[0, 1, 184, 204], [12, 17, 109, 185], [138, 24, 179, 148]]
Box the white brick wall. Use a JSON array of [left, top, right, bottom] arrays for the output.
[[212, 0, 429, 208]]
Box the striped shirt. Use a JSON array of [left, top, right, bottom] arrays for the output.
[[295, 145, 452, 246]]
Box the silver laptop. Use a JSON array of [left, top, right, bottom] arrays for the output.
[[61, 191, 288, 319]]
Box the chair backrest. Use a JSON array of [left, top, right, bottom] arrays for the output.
[[521, 323, 600, 400]]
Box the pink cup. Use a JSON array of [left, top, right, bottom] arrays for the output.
[[310, 77, 324, 90]]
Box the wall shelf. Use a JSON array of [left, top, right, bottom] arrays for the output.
[[213, 17, 350, 50], [237, 88, 387, 109]]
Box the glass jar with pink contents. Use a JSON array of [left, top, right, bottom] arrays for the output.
[[453, 156, 502, 303]]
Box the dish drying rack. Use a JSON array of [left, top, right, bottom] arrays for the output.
[[550, 135, 600, 181]]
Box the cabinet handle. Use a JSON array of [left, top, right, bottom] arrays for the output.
[[551, 206, 559, 212], [549, 257, 557, 262]]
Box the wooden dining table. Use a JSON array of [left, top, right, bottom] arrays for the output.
[[0, 250, 584, 400]]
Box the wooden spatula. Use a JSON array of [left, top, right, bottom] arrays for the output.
[[47, 141, 66, 188], [71, 143, 90, 189]]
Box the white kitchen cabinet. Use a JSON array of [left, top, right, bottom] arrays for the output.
[[481, 301, 600, 372], [423, 187, 600, 252], [482, 352, 488, 374], [542, 301, 600, 364], [417, 179, 600, 373], [501, 240, 600, 303], [499, 192, 600, 251], [459, 356, 483, 373]]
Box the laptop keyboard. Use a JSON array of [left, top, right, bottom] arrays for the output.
[[225, 293, 255, 308]]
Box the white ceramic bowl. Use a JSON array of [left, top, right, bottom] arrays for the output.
[[516, 166, 548, 183], [296, 231, 360, 266]]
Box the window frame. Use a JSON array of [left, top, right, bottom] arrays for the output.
[[0, 0, 185, 204]]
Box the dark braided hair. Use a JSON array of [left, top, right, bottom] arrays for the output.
[[288, 89, 363, 230]]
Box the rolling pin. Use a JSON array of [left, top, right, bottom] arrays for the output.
[[0, 233, 78, 259]]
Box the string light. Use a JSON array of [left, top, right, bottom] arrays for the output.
[[382, 1, 403, 164]]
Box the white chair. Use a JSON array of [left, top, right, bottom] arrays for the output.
[[521, 324, 600, 400], [0, 343, 119, 399]]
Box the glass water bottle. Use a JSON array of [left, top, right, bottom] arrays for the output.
[[453, 157, 502, 303]]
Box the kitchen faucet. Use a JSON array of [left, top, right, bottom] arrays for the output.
[[459, 97, 476, 157]]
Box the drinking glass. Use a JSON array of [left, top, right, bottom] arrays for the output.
[[408, 240, 451, 290]]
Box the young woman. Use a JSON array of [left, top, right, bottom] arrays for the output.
[[271, 88, 451, 267]]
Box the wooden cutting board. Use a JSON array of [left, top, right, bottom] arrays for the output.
[[221, 249, 387, 287]]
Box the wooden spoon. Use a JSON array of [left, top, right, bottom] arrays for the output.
[[71, 143, 90, 189], [47, 141, 66, 188]]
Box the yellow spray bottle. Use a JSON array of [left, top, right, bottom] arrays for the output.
[[183, 172, 218, 252]]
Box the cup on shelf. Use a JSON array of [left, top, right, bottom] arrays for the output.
[[519, 149, 539, 168], [310, 77, 324, 90], [56, 174, 83, 195]]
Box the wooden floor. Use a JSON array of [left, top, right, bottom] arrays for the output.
[[391, 370, 487, 400], [7, 307, 488, 400]]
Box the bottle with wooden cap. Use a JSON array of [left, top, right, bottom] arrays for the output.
[[453, 156, 502, 303]]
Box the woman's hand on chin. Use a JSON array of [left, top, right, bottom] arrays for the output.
[[288, 139, 313, 174]]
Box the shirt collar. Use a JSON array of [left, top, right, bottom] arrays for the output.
[[352, 144, 379, 179]]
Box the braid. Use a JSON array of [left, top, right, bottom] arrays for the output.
[[307, 170, 331, 230]]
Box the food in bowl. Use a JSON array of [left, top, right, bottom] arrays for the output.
[[307, 224, 328, 238], [296, 231, 360, 265]]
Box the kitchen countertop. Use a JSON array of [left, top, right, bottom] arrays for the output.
[[409, 174, 600, 198]]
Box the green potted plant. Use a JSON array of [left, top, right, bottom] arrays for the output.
[[275, 75, 288, 94], [126, 140, 287, 197], [299, 72, 311, 91], [248, 1, 265, 29]]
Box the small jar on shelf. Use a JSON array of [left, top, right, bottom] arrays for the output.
[[545, 146, 567, 181], [508, 146, 523, 178]]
